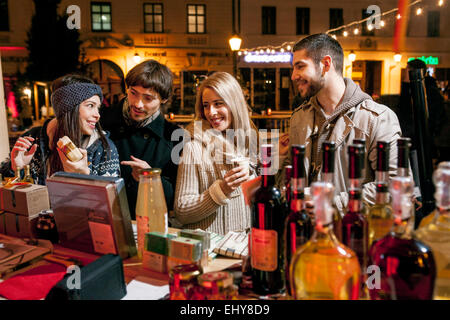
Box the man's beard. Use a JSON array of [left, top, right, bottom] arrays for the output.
[[299, 69, 325, 100]]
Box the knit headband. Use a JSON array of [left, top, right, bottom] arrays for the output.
[[51, 83, 103, 119]]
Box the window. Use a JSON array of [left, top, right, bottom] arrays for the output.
[[187, 4, 206, 34], [296, 7, 310, 35], [0, 0, 9, 31], [361, 9, 374, 36], [144, 3, 163, 33], [329, 8, 343, 35], [262, 6, 276, 35], [91, 2, 112, 32], [427, 11, 440, 37]]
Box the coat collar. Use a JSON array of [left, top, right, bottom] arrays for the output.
[[142, 112, 165, 139]]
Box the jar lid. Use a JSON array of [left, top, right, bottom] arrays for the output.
[[198, 271, 233, 289], [169, 263, 201, 280], [139, 168, 162, 176]]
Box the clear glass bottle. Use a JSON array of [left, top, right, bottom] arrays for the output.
[[251, 144, 285, 295], [290, 181, 361, 300], [22, 165, 34, 184], [321, 141, 342, 242], [135, 168, 168, 257], [369, 175, 436, 300], [415, 161, 450, 299], [284, 145, 313, 297]]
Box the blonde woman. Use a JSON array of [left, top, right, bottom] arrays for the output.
[[174, 72, 258, 235]]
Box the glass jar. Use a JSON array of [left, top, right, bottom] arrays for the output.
[[36, 210, 59, 243], [135, 168, 168, 257], [169, 264, 202, 300], [197, 271, 238, 300]]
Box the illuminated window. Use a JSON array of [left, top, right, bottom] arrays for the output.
[[91, 2, 112, 31], [144, 3, 163, 33], [187, 4, 206, 34]]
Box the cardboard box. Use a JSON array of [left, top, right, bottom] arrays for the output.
[[142, 250, 167, 273], [145, 232, 176, 256], [4, 211, 39, 239], [0, 184, 50, 216], [169, 236, 203, 261], [46, 172, 137, 259]]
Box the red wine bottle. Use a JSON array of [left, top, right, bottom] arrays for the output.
[[284, 145, 313, 296], [251, 144, 285, 295]]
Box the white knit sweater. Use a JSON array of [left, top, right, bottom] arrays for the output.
[[174, 122, 256, 235]]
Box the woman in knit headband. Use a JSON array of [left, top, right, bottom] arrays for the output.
[[1, 74, 120, 184]]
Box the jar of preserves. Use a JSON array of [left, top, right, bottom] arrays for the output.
[[169, 264, 201, 300], [197, 271, 239, 300]]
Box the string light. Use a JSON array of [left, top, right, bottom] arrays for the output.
[[396, 13, 401, 19], [237, 0, 443, 54]]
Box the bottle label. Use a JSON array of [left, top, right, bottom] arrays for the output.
[[251, 228, 278, 271], [137, 215, 150, 251]]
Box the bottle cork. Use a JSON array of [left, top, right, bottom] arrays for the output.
[[57, 136, 83, 162]]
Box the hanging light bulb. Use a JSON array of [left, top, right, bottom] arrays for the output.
[[259, 49, 264, 54], [353, 28, 359, 35], [266, 48, 271, 53], [280, 48, 285, 53], [237, 51, 242, 56], [396, 13, 401, 19], [244, 50, 248, 55], [367, 24, 373, 31], [380, 20, 385, 27], [438, 0, 444, 6], [343, 31, 348, 37], [394, 53, 402, 63], [286, 45, 292, 51], [416, 8, 422, 15]]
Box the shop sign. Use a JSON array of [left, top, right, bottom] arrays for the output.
[[244, 53, 292, 63], [407, 56, 439, 65]]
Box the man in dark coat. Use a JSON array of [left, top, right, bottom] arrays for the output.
[[100, 60, 181, 219]]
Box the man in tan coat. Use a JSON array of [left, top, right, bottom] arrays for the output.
[[281, 33, 404, 213]]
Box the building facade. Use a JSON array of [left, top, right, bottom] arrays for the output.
[[0, 0, 449, 118]]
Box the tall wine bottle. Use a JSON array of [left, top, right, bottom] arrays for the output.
[[251, 144, 285, 295], [368, 141, 394, 246], [284, 145, 313, 296], [321, 141, 343, 241]]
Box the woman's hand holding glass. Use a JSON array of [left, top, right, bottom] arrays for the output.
[[57, 147, 90, 175], [11, 136, 38, 171], [219, 165, 250, 196]]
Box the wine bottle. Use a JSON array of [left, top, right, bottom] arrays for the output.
[[251, 144, 285, 295], [368, 141, 394, 246], [369, 175, 436, 300], [290, 181, 361, 300], [321, 141, 343, 241], [284, 145, 313, 296], [397, 137, 411, 177], [415, 161, 450, 299]]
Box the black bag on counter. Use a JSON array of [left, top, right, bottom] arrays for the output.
[[45, 254, 126, 300]]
